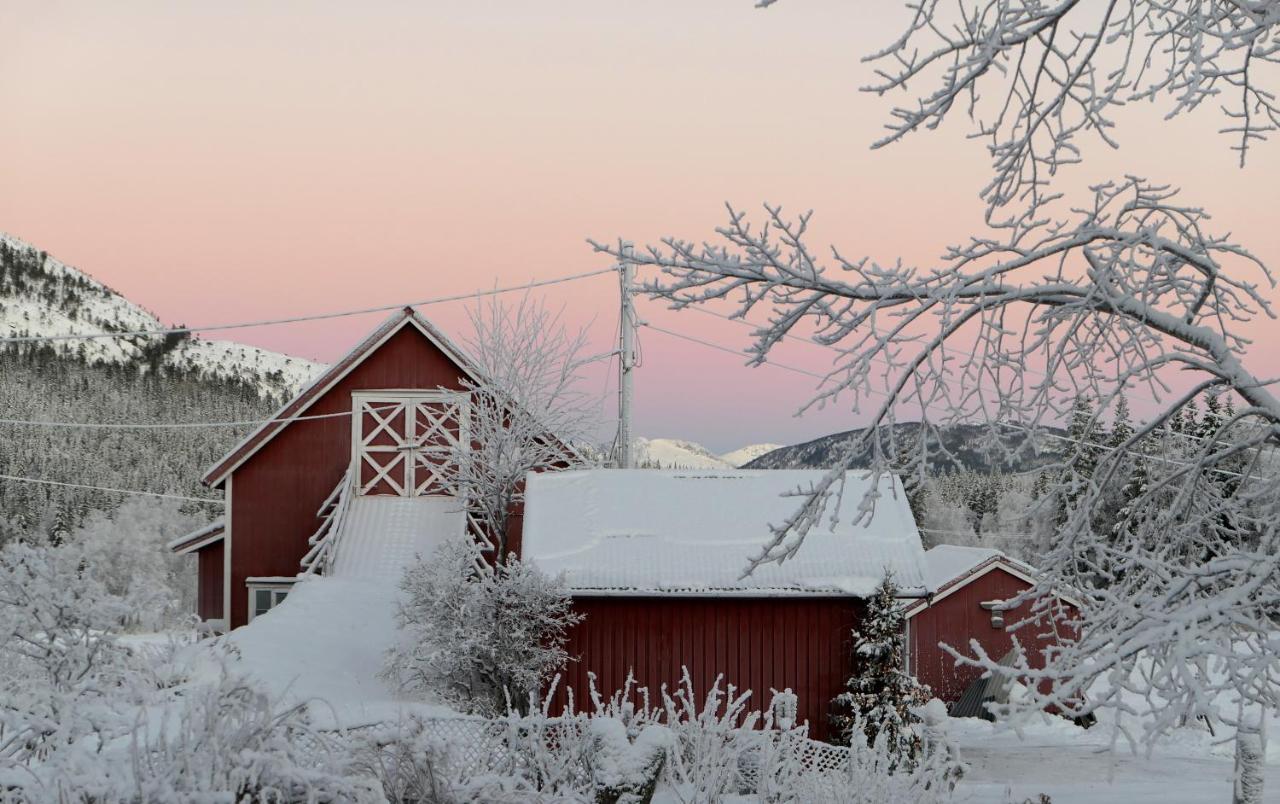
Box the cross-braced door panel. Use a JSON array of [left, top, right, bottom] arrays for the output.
[[354, 394, 468, 497]]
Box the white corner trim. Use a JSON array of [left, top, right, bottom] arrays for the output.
[[223, 475, 233, 626]]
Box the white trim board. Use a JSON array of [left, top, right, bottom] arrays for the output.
[[903, 558, 1082, 618], [169, 530, 224, 556], [223, 475, 233, 626]]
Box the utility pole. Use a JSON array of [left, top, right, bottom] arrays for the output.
[[617, 258, 636, 468]]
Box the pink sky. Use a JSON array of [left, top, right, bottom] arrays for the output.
[[4, 2, 1277, 451]]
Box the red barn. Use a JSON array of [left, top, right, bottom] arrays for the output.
[[520, 469, 930, 742], [903, 545, 1081, 708], [169, 307, 483, 630], [168, 310, 1051, 741]]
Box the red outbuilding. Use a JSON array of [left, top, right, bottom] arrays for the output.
[[520, 469, 930, 742], [903, 545, 1081, 708]]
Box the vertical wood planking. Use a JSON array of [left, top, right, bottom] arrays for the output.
[[559, 597, 862, 742]]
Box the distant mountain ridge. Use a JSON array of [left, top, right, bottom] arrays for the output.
[[743, 422, 1066, 473], [634, 438, 785, 469], [0, 232, 322, 400]]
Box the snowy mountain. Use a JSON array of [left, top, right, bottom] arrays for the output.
[[635, 437, 734, 469], [743, 422, 1066, 473], [0, 232, 322, 399], [633, 439, 785, 469], [719, 443, 784, 467]]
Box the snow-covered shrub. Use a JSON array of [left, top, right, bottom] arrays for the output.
[[657, 669, 761, 804], [833, 572, 931, 770], [0, 537, 368, 802], [782, 711, 962, 804], [586, 716, 671, 804], [346, 714, 461, 803], [126, 672, 378, 802], [72, 497, 205, 629], [384, 535, 583, 716], [0, 539, 132, 765], [5, 667, 377, 802]]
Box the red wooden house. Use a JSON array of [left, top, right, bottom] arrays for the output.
[[169, 307, 486, 630], [903, 545, 1081, 707]]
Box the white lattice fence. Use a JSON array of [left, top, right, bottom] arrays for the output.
[[331, 713, 853, 793], [732, 729, 852, 793]]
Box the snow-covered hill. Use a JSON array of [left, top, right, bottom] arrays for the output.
[[719, 443, 783, 467], [743, 422, 1065, 472], [634, 438, 784, 469], [635, 437, 732, 469], [0, 232, 321, 399]]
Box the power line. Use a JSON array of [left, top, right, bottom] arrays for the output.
[[0, 267, 619, 344], [640, 323, 826, 380], [0, 401, 417, 430], [0, 407, 355, 431], [0, 474, 224, 505]]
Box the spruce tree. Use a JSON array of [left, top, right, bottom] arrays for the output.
[[833, 572, 931, 768]]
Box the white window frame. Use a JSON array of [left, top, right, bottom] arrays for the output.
[[246, 578, 295, 622]]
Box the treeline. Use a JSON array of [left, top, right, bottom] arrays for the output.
[[0, 347, 281, 546], [910, 391, 1257, 567]]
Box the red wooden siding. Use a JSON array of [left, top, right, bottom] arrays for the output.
[[196, 540, 224, 622], [558, 597, 862, 743], [908, 566, 1077, 703], [227, 325, 469, 628]]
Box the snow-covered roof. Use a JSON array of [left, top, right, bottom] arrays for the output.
[[521, 469, 929, 597], [167, 518, 225, 554], [903, 544, 1082, 617], [921, 545, 1023, 592]]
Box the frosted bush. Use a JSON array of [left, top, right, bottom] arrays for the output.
[[586, 717, 671, 804], [0, 539, 132, 765], [72, 497, 205, 630], [657, 668, 760, 804], [384, 535, 582, 717], [347, 715, 463, 803]]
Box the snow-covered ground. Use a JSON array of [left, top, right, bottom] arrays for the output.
[[952, 713, 1279, 803], [213, 576, 453, 729]]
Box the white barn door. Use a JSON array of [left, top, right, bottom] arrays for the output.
[[352, 391, 468, 497]]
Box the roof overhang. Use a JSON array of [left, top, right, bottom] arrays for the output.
[[168, 520, 226, 555], [200, 308, 482, 489], [903, 555, 1082, 618]]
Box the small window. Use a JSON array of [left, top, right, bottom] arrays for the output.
[[248, 585, 291, 620]]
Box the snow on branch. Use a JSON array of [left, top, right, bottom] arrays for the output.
[[595, 175, 1280, 773], [858, 0, 1280, 211]]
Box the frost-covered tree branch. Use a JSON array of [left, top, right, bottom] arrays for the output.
[[440, 293, 597, 562], [855, 0, 1280, 212], [593, 176, 1280, 788]]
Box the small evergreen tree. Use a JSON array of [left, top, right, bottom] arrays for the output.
[[833, 572, 931, 769]]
